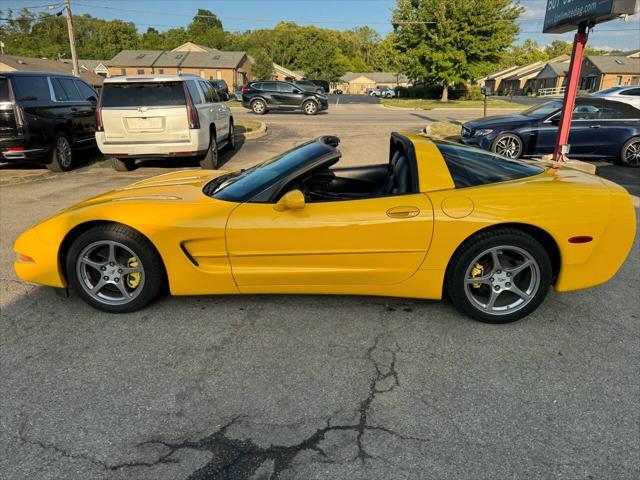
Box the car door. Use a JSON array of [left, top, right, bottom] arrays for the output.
[[534, 101, 603, 157], [273, 82, 303, 108], [73, 79, 98, 139], [53, 76, 94, 144], [199, 80, 229, 137], [225, 193, 434, 286], [185, 79, 214, 136]]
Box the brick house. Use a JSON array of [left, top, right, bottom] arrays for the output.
[[579, 56, 640, 91], [107, 42, 252, 89], [335, 72, 411, 94]]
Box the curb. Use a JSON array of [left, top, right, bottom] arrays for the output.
[[239, 121, 267, 140]]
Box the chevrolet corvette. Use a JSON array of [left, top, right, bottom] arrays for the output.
[[13, 133, 636, 323]]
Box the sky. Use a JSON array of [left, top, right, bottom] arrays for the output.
[[3, 0, 639, 51]]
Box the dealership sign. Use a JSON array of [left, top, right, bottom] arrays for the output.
[[543, 0, 638, 33]]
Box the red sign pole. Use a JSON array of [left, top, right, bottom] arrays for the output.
[[552, 22, 589, 163]]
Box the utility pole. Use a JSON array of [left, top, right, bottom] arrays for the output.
[[64, 0, 80, 77]]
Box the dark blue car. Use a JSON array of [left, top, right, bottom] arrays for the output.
[[460, 97, 640, 167]]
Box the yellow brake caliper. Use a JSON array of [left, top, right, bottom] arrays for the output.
[[127, 257, 141, 288], [471, 262, 484, 289]]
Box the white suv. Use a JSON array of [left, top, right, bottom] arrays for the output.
[[96, 75, 234, 171], [591, 86, 640, 109]]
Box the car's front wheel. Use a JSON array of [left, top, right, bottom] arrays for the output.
[[303, 100, 318, 115], [251, 99, 267, 115], [46, 132, 74, 172], [491, 133, 523, 159], [66, 224, 165, 313], [619, 136, 640, 167], [446, 228, 552, 323]]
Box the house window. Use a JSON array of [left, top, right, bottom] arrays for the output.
[[158, 68, 164, 74], [216, 70, 222, 80], [178, 68, 182, 74], [615, 76, 623, 85], [137, 69, 144, 75], [199, 70, 205, 78], [120, 68, 126, 75]]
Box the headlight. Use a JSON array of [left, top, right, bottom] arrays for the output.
[[473, 129, 494, 137]]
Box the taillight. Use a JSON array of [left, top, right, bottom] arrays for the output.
[[242, 85, 249, 94], [6, 79, 26, 132], [182, 82, 200, 129]]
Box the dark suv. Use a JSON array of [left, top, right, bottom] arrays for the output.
[[242, 81, 328, 115], [0, 71, 98, 171]]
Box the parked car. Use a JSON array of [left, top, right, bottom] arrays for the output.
[[234, 86, 244, 101], [209, 79, 230, 100], [13, 133, 636, 323], [369, 88, 381, 97], [96, 74, 234, 171], [459, 97, 640, 166], [380, 87, 396, 98], [308, 80, 330, 93], [291, 80, 325, 94], [0, 71, 98, 172], [591, 86, 640, 109], [242, 81, 328, 115]]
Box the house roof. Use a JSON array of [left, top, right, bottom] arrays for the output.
[[536, 61, 569, 79], [60, 58, 110, 71], [586, 56, 640, 74], [340, 72, 409, 83], [505, 64, 546, 81], [484, 66, 521, 81], [109, 50, 163, 67], [109, 49, 246, 69], [273, 63, 304, 80], [0, 54, 104, 86], [171, 42, 215, 53]]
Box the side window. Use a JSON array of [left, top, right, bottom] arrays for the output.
[[261, 82, 277, 91], [51, 78, 69, 101], [199, 81, 219, 103], [252, 82, 263, 91], [11, 75, 51, 101], [58, 77, 82, 101], [572, 104, 600, 120], [624, 88, 640, 96], [277, 82, 297, 93], [185, 80, 203, 104], [74, 80, 97, 102]]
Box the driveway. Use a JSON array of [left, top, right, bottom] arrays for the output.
[[1, 103, 639, 480]]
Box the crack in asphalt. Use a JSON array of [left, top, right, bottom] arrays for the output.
[[138, 331, 427, 479]]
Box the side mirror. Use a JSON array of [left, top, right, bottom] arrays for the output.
[[274, 189, 306, 212], [550, 116, 560, 125]]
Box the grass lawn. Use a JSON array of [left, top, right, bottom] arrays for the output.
[[381, 98, 525, 109], [235, 119, 262, 134]]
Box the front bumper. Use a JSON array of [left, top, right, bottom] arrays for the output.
[[458, 134, 493, 151], [13, 227, 65, 288]]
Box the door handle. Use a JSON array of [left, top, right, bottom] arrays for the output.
[[386, 206, 420, 218]]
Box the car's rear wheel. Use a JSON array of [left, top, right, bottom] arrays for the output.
[[303, 100, 318, 115], [619, 137, 640, 167], [66, 224, 165, 313], [251, 99, 267, 115], [46, 132, 74, 172], [446, 228, 552, 323], [199, 131, 218, 169], [491, 133, 523, 159], [111, 157, 136, 171]]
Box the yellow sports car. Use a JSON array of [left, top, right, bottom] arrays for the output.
[[13, 133, 636, 323]]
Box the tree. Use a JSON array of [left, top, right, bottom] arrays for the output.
[[186, 9, 226, 49], [392, 0, 522, 101], [545, 39, 572, 58], [251, 48, 274, 80], [509, 39, 547, 66]]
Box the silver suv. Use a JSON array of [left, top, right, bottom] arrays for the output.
[[96, 74, 234, 170]]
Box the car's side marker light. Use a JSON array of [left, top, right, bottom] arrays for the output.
[[568, 236, 593, 244]]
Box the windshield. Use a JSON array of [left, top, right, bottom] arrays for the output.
[[522, 100, 562, 118], [205, 140, 333, 202], [101, 82, 186, 107]]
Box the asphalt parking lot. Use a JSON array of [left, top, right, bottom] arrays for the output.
[[1, 103, 639, 479]]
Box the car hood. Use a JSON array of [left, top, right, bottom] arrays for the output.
[[464, 114, 534, 129], [64, 169, 230, 211]]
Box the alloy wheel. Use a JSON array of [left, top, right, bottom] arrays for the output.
[[56, 136, 73, 169], [75, 240, 145, 306], [464, 245, 540, 316], [494, 135, 522, 159], [304, 101, 317, 114], [623, 140, 640, 166], [252, 100, 265, 114]]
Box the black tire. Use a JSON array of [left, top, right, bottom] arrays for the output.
[[302, 100, 318, 115], [251, 99, 267, 115], [618, 136, 640, 167], [491, 133, 523, 159], [446, 228, 552, 324], [225, 120, 236, 151], [111, 157, 136, 171], [65, 224, 165, 313], [199, 130, 218, 169], [46, 132, 74, 172]]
